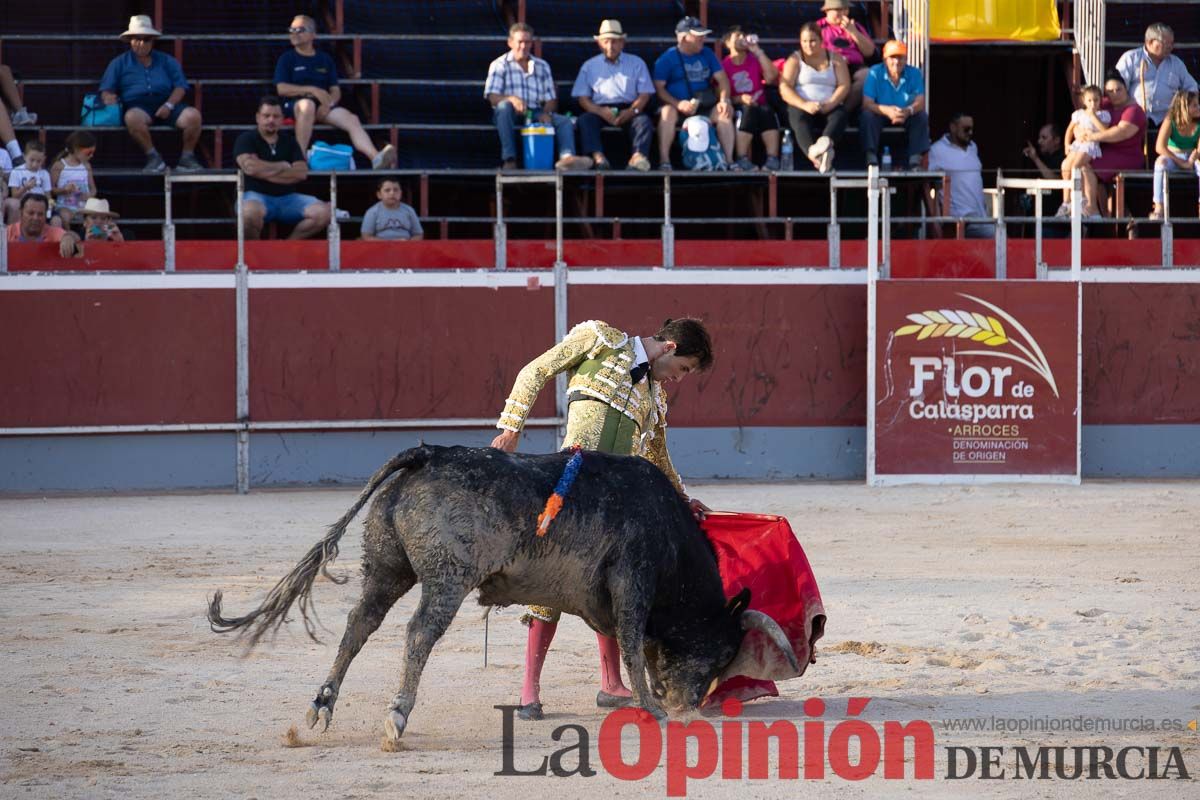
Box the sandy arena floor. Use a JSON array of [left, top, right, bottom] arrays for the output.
[[1, 480, 1197, 798]]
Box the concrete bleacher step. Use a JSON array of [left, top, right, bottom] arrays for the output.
[[342, 0, 506, 35], [161, 0, 320, 34], [523, 1, 682, 37]]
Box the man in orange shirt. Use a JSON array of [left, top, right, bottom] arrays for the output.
[[6, 193, 83, 257]]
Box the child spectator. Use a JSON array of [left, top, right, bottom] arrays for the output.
[[4, 141, 52, 224], [361, 179, 424, 241], [721, 26, 781, 171], [49, 131, 98, 229], [1058, 85, 1110, 217], [82, 197, 124, 242]]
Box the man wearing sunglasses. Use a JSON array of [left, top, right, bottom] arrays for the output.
[[274, 15, 397, 169], [928, 111, 993, 238]]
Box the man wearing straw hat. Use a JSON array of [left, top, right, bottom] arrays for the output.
[[81, 198, 124, 242], [99, 15, 204, 173], [571, 20, 655, 171]]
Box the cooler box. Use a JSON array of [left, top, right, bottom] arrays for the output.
[[521, 125, 555, 170]]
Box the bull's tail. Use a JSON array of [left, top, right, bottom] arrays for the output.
[[207, 446, 433, 647]]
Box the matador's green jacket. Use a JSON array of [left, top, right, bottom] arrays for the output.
[[496, 320, 686, 495]]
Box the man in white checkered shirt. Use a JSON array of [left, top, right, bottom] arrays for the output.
[[485, 22, 592, 171]]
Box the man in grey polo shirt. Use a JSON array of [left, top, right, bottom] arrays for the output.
[[928, 112, 993, 239], [1116, 23, 1198, 127], [572, 20, 655, 171]]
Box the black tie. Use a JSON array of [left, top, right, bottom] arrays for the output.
[[629, 361, 649, 384]]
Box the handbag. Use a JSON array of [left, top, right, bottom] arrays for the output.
[[80, 93, 122, 126], [307, 141, 356, 171]]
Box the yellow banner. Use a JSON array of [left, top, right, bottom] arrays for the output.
[[930, 0, 1061, 42]]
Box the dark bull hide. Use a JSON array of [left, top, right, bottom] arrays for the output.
[[208, 445, 801, 743]]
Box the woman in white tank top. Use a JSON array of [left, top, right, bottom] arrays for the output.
[[780, 23, 850, 173]]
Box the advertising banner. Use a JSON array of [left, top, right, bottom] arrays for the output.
[[871, 280, 1079, 483]]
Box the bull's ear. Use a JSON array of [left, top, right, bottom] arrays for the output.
[[725, 587, 751, 617]]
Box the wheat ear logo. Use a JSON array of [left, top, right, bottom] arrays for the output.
[[894, 292, 1059, 398]]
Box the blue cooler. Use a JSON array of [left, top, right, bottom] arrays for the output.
[[521, 125, 555, 169]]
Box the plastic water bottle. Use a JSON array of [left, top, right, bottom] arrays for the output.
[[780, 129, 794, 171], [881, 146, 893, 171]]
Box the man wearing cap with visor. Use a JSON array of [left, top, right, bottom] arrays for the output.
[[99, 15, 203, 173], [653, 17, 734, 168], [572, 20, 655, 171], [860, 39, 929, 169]]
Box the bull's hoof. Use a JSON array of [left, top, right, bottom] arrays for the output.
[[384, 709, 408, 741], [517, 702, 544, 721], [596, 691, 633, 708]]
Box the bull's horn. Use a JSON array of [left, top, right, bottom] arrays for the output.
[[741, 610, 800, 673]]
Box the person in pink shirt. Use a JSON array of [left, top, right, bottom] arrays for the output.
[[817, 0, 875, 111], [721, 26, 781, 171]]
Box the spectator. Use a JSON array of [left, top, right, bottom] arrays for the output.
[[571, 20, 655, 172], [275, 15, 396, 170], [817, 0, 875, 111], [861, 40, 929, 169], [721, 26, 781, 171], [49, 131, 98, 230], [485, 23, 592, 171], [928, 112, 993, 238], [0, 65, 31, 169], [1150, 90, 1200, 220], [1078, 73, 1147, 218], [6, 194, 83, 258], [0, 64, 36, 126], [361, 178, 424, 241], [654, 16, 734, 169], [781, 22, 850, 173], [1115, 23, 1198, 128], [99, 15, 203, 173], [234, 96, 331, 240], [1058, 85, 1109, 217], [4, 141, 51, 224], [82, 197, 124, 242], [1022, 123, 1064, 179]]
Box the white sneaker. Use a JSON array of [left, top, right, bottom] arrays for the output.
[[1054, 202, 1070, 218], [807, 136, 832, 160], [10, 107, 37, 126], [818, 148, 834, 174]]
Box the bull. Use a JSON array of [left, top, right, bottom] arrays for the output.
[[208, 445, 806, 743]]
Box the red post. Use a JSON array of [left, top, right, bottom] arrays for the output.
[[390, 125, 398, 151], [335, 0, 345, 34], [699, 0, 708, 27], [174, 38, 183, 67], [595, 174, 604, 218], [420, 173, 430, 218], [194, 81, 203, 115], [155, 0, 164, 30], [613, 219, 622, 239], [768, 173, 778, 218], [941, 175, 951, 217], [371, 82, 380, 125], [353, 37, 362, 78], [518, 0, 526, 24], [214, 127, 223, 169]]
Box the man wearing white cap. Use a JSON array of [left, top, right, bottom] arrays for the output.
[[571, 20, 655, 171], [99, 16, 203, 173], [653, 17, 734, 168]]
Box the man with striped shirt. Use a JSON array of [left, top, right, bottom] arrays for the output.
[[484, 23, 592, 171]]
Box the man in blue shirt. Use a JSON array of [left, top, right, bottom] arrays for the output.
[[275, 15, 396, 169], [98, 15, 203, 173], [572, 20, 655, 171], [860, 39, 930, 169], [653, 17, 734, 168], [1115, 23, 1198, 127]]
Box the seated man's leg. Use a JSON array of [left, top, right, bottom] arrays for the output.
[[323, 106, 393, 167], [628, 112, 654, 166], [492, 100, 519, 166], [708, 104, 735, 164], [657, 105, 679, 167], [577, 111, 607, 164], [904, 110, 931, 167], [859, 109, 885, 164], [175, 106, 203, 170], [549, 112, 591, 169], [241, 194, 268, 240], [285, 194, 331, 239], [292, 98, 318, 154], [123, 107, 155, 154]]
